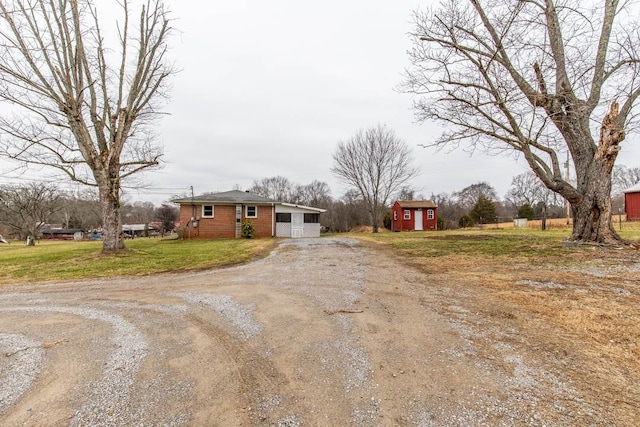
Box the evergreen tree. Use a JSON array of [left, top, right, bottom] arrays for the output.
[[469, 196, 497, 224], [517, 204, 536, 220]]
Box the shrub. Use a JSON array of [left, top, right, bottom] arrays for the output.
[[241, 220, 255, 238], [458, 214, 475, 228]]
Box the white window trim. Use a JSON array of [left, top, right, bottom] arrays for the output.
[[245, 205, 257, 218], [427, 209, 434, 219], [202, 204, 214, 218], [403, 210, 411, 220], [393, 211, 397, 221]]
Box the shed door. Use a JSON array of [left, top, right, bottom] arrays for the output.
[[414, 209, 423, 231], [292, 213, 304, 238]]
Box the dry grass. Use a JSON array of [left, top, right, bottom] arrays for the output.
[[352, 226, 640, 423]]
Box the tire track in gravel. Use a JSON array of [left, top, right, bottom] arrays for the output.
[[2, 237, 627, 426], [184, 313, 296, 425], [1, 306, 147, 427]]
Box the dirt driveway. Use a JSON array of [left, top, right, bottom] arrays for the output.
[[0, 237, 633, 426]]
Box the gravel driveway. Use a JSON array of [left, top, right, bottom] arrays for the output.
[[0, 237, 620, 426]]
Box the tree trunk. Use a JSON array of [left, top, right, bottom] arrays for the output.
[[371, 207, 380, 233], [567, 102, 624, 245], [569, 166, 622, 245], [98, 178, 125, 252]]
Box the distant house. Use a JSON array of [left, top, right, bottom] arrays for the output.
[[40, 228, 85, 240], [391, 200, 438, 232], [624, 182, 640, 220], [122, 223, 159, 238], [172, 190, 326, 239]]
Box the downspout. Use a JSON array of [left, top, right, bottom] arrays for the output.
[[271, 203, 275, 237]]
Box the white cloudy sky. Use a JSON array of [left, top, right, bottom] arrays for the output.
[[145, 0, 530, 204], [1, 1, 639, 205]]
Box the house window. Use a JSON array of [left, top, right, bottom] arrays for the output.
[[427, 209, 434, 220], [276, 213, 291, 223], [393, 211, 397, 221], [245, 205, 257, 218], [304, 213, 320, 223], [403, 210, 411, 220], [202, 205, 214, 218]]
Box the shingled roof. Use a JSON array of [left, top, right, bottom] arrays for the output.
[[172, 190, 278, 204], [396, 200, 437, 208]]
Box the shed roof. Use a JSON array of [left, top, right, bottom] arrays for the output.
[[396, 200, 437, 208], [624, 182, 640, 193], [122, 224, 159, 231], [278, 203, 327, 213], [173, 190, 278, 205], [41, 228, 85, 234]]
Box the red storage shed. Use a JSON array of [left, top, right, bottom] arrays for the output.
[[391, 200, 438, 232], [624, 182, 640, 221]]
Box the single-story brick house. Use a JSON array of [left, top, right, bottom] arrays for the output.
[[172, 190, 326, 239], [391, 200, 438, 231], [624, 182, 640, 221]]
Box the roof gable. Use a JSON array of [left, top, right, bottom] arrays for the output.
[[173, 190, 278, 204], [396, 200, 437, 208]]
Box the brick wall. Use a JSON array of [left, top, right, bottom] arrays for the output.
[[179, 203, 274, 239]]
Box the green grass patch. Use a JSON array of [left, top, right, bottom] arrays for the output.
[[353, 223, 640, 264], [0, 237, 277, 284]]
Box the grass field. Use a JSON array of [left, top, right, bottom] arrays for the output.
[[2, 222, 639, 285], [0, 237, 277, 284]]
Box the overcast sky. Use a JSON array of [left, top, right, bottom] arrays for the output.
[[2, 1, 639, 205]]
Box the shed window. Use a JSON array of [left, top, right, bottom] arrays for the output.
[[276, 213, 291, 223], [304, 213, 320, 223], [393, 211, 397, 221], [245, 205, 257, 218], [427, 209, 434, 220], [403, 210, 411, 220], [202, 205, 214, 218]]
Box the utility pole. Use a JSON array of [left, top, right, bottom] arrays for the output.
[[189, 185, 194, 240]]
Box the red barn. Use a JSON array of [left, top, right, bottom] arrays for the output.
[[391, 200, 438, 232], [624, 182, 640, 220]]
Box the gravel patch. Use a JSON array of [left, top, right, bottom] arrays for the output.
[[516, 280, 566, 290], [172, 292, 263, 339], [0, 333, 45, 414], [3, 306, 148, 427]]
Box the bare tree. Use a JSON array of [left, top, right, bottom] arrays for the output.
[[54, 188, 102, 230], [404, 0, 640, 245], [155, 203, 179, 234], [332, 125, 419, 232], [0, 1, 175, 252], [612, 165, 640, 195], [397, 186, 416, 201], [122, 201, 156, 224], [454, 182, 498, 210], [249, 176, 295, 202], [295, 180, 332, 207], [505, 171, 565, 219], [0, 183, 62, 242], [506, 173, 547, 208], [431, 192, 464, 230]]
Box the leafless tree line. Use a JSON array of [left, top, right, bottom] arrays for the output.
[[0, 183, 178, 241]]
